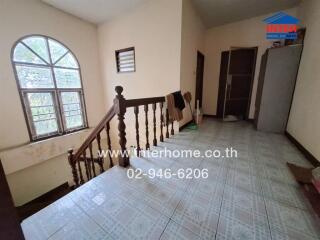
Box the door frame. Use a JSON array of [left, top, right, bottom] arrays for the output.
[[195, 51, 205, 109], [216, 51, 229, 118], [244, 46, 258, 119]]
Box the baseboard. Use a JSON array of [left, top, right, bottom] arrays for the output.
[[203, 114, 217, 118], [180, 114, 217, 130], [203, 115, 254, 122], [285, 131, 320, 167], [179, 120, 194, 131]]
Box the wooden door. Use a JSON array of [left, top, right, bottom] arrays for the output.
[[217, 51, 229, 118], [224, 47, 257, 119], [195, 51, 205, 109]]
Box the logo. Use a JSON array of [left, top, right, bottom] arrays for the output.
[[263, 12, 299, 40]]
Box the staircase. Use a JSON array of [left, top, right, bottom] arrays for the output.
[[68, 86, 175, 187], [16, 182, 71, 221]]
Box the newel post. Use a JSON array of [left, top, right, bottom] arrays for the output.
[[68, 148, 79, 188], [114, 86, 129, 167]]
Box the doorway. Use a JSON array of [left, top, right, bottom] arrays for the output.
[[195, 51, 205, 109], [217, 47, 257, 120]]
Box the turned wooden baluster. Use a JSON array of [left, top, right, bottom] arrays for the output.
[[87, 149, 92, 179], [159, 102, 164, 142], [144, 104, 150, 149], [89, 143, 96, 177], [152, 103, 157, 146], [96, 133, 104, 173], [114, 86, 129, 167], [171, 120, 174, 135], [68, 149, 79, 187], [165, 108, 169, 138], [83, 150, 91, 180], [76, 156, 84, 185], [134, 106, 141, 156], [105, 122, 114, 168]]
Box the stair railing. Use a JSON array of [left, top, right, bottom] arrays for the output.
[[68, 86, 175, 187]]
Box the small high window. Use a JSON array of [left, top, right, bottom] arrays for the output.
[[115, 47, 135, 73], [12, 35, 88, 141]]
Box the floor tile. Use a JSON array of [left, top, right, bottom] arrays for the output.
[[78, 193, 170, 239], [21, 119, 320, 240], [171, 185, 221, 240], [124, 178, 186, 218], [228, 158, 258, 176], [260, 164, 297, 186], [198, 161, 229, 183], [226, 169, 262, 195], [48, 214, 111, 240], [221, 185, 267, 217], [160, 220, 202, 240], [261, 179, 311, 210], [265, 199, 320, 240], [216, 215, 271, 240], [22, 196, 85, 240]]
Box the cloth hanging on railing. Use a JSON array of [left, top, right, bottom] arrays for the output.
[[166, 93, 183, 121], [183, 91, 195, 122], [172, 91, 185, 111]]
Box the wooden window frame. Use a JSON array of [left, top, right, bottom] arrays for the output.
[[11, 35, 88, 142], [115, 47, 136, 73]]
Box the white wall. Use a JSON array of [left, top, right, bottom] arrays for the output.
[[202, 8, 297, 118], [180, 0, 205, 126], [287, 0, 320, 162], [98, 0, 182, 146], [98, 0, 182, 104], [0, 0, 105, 205]]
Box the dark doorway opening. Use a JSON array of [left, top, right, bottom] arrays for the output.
[[216, 47, 257, 120], [195, 51, 205, 109]]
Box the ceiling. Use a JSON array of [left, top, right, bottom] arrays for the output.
[[42, 0, 150, 24], [191, 0, 301, 28], [42, 0, 300, 27]]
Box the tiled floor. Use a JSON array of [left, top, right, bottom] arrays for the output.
[[22, 119, 320, 240]]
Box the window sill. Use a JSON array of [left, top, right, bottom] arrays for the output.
[[29, 127, 90, 144], [0, 128, 92, 175]]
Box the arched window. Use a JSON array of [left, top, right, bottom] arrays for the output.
[[12, 35, 88, 141]]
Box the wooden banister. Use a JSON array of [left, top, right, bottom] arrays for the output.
[[68, 86, 175, 187], [73, 106, 115, 160], [125, 97, 165, 108], [114, 86, 129, 168]]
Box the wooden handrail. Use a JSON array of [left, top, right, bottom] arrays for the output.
[[73, 105, 116, 160], [67, 86, 175, 188], [125, 96, 165, 108]]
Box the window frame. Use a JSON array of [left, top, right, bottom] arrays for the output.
[[115, 47, 136, 73], [11, 34, 88, 142]]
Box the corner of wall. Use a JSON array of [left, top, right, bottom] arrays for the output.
[[179, 0, 205, 127], [286, 0, 320, 162]]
